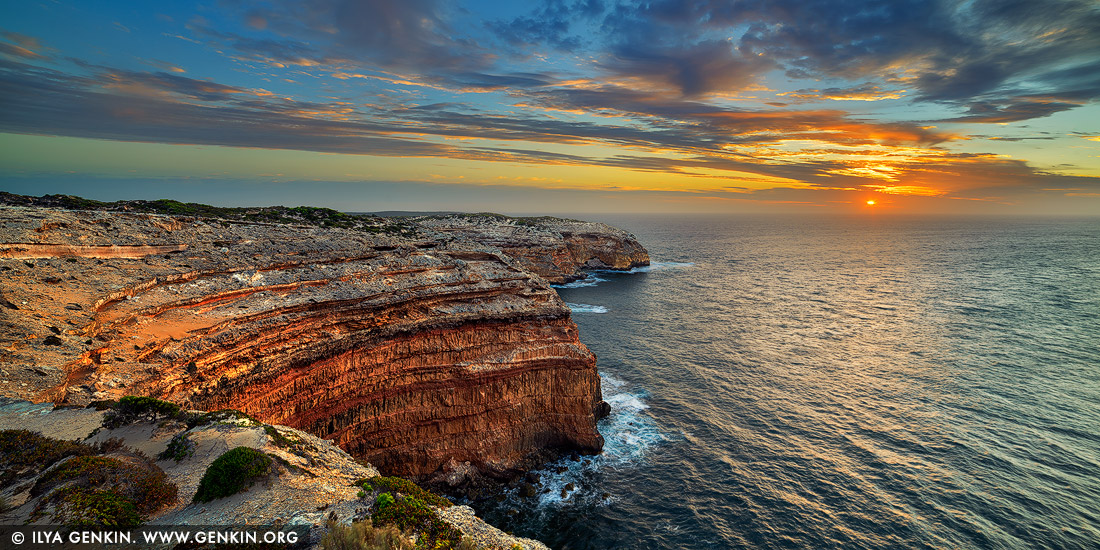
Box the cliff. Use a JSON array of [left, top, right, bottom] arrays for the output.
[[414, 214, 650, 283], [0, 203, 643, 482]]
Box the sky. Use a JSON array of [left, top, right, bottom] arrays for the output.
[[1, 0, 1099, 215]]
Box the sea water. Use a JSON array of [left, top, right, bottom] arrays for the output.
[[472, 214, 1100, 550]]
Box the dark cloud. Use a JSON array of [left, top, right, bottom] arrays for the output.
[[0, 30, 47, 60], [488, 0, 599, 51], [941, 98, 1082, 124], [602, 39, 773, 97], [209, 0, 494, 74], [588, 0, 1100, 111]]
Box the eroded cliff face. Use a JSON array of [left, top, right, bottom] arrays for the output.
[[415, 215, 650, 283], [0, 206, 632, 478]]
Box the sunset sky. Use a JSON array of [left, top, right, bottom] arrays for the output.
[[2, 0, 1099, 214]]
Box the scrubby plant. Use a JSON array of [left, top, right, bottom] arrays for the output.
[[30, 454, 177, 526], [101, 396, 187, 429], [355, 476, 451, 508], [264, 425, 303, 448], [186, 408, 259, 428], [321, 518, 413, 550], [370, 494, 464, 550], [192, 447, 272, 503], [157, 432, 195, 462], [0, 429, 96, 486], [46, 486, 142, 527]]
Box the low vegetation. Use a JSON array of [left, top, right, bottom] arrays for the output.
[[321, 518, 413, 550], [0, 192, 417, 235], [101, 395, 188, 429], [186, 408, 259, 428], [356, 476, 452, 508], [349, 476, 472, 550], [0, 429, 97, 486], [193, 446, 272, 503], [29, 454, 177, 526], [157, 432, 195, 462], [264, 424, 304, 449]]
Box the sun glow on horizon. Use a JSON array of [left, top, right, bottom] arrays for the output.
[[866, 199, 876, 206]]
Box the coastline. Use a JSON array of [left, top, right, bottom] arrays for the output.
[[0, 195, 650, 548]]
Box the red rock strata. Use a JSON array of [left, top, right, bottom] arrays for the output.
[[0, 207, 628, 477]]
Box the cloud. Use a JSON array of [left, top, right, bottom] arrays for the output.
[[778, 84, 906, 102], [0, 30, 47, 60], [601, 39, 774, 97], [941, 97, 1083, 123], [580, 0, 1099, 113]]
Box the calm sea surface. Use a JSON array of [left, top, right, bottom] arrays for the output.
[[472, 214, 1100, 550]]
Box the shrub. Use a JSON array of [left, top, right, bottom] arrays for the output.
[[370, 495, 464, 550], [47, 486, 142, 527], [157, 432, 195, 462], [186, 409, 258, 428], [264, 425, 302, 448], [101, 396, 186, 429], [321, 518, 413, 550], [30, 455, 176, 525], [0, 429, 96, 486], [356, 476, 451, 508], [193, 447, 271, 503]]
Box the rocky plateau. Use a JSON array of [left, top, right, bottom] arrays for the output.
[[0, 201, 649, 487]]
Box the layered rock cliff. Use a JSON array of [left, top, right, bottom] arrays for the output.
[[415, 214, 650, 283], [0, 203, 644, 481]]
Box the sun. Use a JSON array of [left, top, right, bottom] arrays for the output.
[[866, 200, 876, 206]]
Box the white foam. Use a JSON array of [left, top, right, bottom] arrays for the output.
[[552, 275, 607, 289], [555, 261, 695, 289], [565, 302, 609, 313], [513, 373, 665, 510]]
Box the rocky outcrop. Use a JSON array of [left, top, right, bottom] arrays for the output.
[[0, 206, 641, 481], [415, 215, 650, 283], [0, 398, 548, 550]]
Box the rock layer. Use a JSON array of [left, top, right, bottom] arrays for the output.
[[0, 206, 639, 478], [415, 215, 650, 283]]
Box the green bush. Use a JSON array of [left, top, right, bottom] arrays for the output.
[[193, 447, 272, 503], [47, 486, 142, 527], [101, 396, 186, 429], [356, 476, 451, 508], [157, 432, 195, 462], [370, 495, 464, 550]]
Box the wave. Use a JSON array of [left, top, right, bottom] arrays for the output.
[[517, 373, 665, 509], [565, 302, 608, 313], [553, 260, 694, 289], [552, 275, 608, 289]]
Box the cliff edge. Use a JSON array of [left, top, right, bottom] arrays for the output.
[[0, 202, 646, 484]]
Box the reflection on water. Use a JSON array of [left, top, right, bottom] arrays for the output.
[[475, 215, 1100, 550]]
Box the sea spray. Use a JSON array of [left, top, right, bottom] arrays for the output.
[[565, 302, 609, 313]]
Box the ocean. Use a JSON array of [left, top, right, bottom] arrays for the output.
[[472, 214, 1100, 550]]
